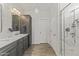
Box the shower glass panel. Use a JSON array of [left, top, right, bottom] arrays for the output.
[[64, 9, 75, 56], [73, 7, 79, 56], [61, 4, 79, 56]]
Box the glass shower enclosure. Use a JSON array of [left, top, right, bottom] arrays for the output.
[[61, 3, 79, 56]]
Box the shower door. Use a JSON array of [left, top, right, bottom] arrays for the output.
[[62, 4, 79, 56], [64, 9, 75, 56]]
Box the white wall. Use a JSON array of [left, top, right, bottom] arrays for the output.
[[48, 3, 61, 55]]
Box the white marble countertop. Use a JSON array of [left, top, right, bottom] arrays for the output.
[[0, 34, 28, 49]]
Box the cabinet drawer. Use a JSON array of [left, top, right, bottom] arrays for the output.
[[0, 41, 17, 56], [17, 39, 24, 56], [8, 48, 17, 56], [0, 46, 17, 56], [0, 41, 17, 51]]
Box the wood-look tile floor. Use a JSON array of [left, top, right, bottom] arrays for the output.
[[23, 43, 56, 56]]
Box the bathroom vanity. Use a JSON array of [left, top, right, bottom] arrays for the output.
[[0, 5, 32, 56], [0, 34, 28, 56], [0, 14, 32, 56]]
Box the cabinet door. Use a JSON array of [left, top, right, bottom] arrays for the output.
[[28, 34, 32, 47], [23, 37, 26, 51], [8, 48, 17, 56], [0, 51, 9, 56], [23, 36, 28, 51], [25, 36, 28, 49], [0, 41, 17, 56], [17, 39, 24, 56]]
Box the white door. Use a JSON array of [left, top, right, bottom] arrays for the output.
[[33, 6, 50, 44], [39, 19, 49, 43]]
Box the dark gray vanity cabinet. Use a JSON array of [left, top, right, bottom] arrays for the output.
[[25, 36, 28, 49], [23, 35, 28, 51], [17, 35, 29, 55], [0, 41, 17, 56], [8, 47, 17, 56], [0, 35, 29, 56], [16, 35, 28, 56], [17, 38, 24, 56]]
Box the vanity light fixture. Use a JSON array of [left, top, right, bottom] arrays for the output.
[[11, 8, 21, 16]]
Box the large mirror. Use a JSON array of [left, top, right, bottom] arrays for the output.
[[0, 4, 2, 32], [12, 15, 20, 31], [10, 8, 21, 32]]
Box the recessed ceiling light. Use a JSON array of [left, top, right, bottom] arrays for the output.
[[35, 8, 39, 14]]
